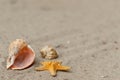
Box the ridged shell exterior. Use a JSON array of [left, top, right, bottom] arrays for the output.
[[8, 39, 27, 56]]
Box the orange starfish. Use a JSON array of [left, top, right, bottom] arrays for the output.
[[35, 61, 70, 76]]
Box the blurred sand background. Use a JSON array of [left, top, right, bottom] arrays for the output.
[[0, 0, 120, 80]]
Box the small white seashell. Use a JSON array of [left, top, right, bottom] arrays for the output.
[[40, 45, 58, 59]]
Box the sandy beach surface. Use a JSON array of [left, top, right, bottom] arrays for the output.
[[0, 0, 120, 80]]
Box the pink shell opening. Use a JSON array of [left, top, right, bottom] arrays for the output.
[[10, 46, 35, 69]]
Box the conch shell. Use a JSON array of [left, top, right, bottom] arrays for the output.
[[7, 39, 35, 70], [40, 45, 58, 59]]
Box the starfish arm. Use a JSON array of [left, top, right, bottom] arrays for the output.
[[57, 66, 70, 71], [35, 66, 46, 71], [49, 67, 57, 76]]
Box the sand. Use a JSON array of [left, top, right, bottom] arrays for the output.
[[0, 0, 120, 80]]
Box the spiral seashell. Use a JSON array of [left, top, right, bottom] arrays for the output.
[[6, 39, 35, 70]]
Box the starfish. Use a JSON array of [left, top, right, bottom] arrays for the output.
[[35, 61, 70, 76]]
